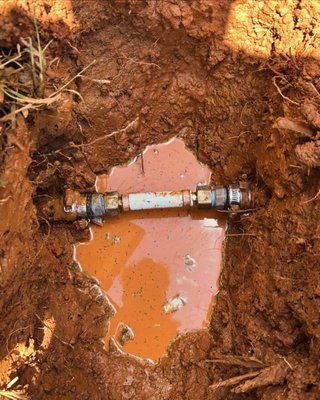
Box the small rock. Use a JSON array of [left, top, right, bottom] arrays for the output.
[[117, 324, 134, 346], [184, 254, 196, 272], [163, 294, 187, 314], [274, 183, 286, 199], [112, 235, 121, 245], [73, 219, 89, 230]]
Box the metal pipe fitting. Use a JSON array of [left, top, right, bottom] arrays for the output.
[[196, 182, 252, 211]]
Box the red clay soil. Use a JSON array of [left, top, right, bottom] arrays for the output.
[[0, 1, 320, 399]]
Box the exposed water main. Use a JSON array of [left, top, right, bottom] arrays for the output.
[[40, 182, 252, 223]]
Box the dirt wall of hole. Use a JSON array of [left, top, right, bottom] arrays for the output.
[[0, 1, 319, 399]]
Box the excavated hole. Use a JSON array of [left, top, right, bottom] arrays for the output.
[[75, 138, 227, 361]]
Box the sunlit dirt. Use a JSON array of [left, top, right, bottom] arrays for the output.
[[0, 0, 78, 30], [223, 1, 320, 58]]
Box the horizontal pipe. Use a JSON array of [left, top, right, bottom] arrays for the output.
[[38, 183, 252, 221], [122, 191, 192, 211]]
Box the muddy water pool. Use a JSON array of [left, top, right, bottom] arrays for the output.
[[76, 138, 226, 360]]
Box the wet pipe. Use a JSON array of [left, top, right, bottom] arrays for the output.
[[38, 182, 252, 223], [39, 182, 252, 223]]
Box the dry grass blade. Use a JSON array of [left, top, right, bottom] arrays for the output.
[[233, 362, 288, 393], [20, 17, 52, 97], [49, 60, 96, 98], [33, 312, 74, 349], [0, 46, 22, 70], [206, 355, 266, 369], [225, 233, 259, 237], [210, 371, 261, 391], [69, 117, 139, 149], [2, 88, 61, 105], [274, 117, 315, 137], [0, 104, 33, 122], [0, 19, 94, 124], [272, 76, 299, 105], [209, 362, 288, 394], [0, 390, 29, 400], [0, 94, 61, 122], [302, 188, 320, 204]]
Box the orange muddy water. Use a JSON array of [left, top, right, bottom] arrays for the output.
[[76, 138, 226, 360]]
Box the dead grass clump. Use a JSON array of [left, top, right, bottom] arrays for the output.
[[0, 18, 94, 126], [0, 390, 29, 400]]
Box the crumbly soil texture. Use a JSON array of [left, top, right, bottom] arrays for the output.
[[0, 1, 320, 399]]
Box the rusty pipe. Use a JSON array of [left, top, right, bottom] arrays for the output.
[[121, 190, 193, 211], [38, 183, 252, 222]]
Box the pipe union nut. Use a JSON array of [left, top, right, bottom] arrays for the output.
[[104, 192, 120, 216], [196, 185, 212, 209]]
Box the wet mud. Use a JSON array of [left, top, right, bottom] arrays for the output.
[[0, 1, 320, 400], [76, 139, 225, 360]]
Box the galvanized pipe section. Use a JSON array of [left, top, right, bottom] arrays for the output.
[[122, 190, 192, 211]]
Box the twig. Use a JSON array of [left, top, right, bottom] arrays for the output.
[[0, 390, 29, 400], [205, 356, 265, 369], [272, 76, 299, 105], [0, 45, 22, 69], [33, 313, 74, 349], [54, 150, 72, 161], [266, 63, 288, 79], [225, 233, 259, 237], [0, 196, 13, 205], [6, 377, 19, 390], [305, 82, 320, 98], [302, 189, 320, 204], [139, 131, 145, 175], [282, 357, 294, 371], [289, 164, 304, 169], [31, 216, 51, 263], [228, 131, 250, 140], [65, 117, 139, 149], [121, 54, 160, 69], [210, 371, 261, 391], [6, 325, 31, 359], [67, 40, 80, 54], [217, 208, 256, 213]]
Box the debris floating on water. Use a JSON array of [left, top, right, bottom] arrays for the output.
[[163, 294, 187, 314], [184, 254, 196, 272], [203, 218, 219, 228], [112, 235, 121, 245]]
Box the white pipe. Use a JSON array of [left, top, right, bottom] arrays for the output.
[[122, 191, 192, 211]]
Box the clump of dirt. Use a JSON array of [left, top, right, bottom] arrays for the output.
[[0, 1, 320, 399]]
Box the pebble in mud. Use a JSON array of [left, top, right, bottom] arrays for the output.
[[116, 324, 134, 346], [112, 235, 121, 245]]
